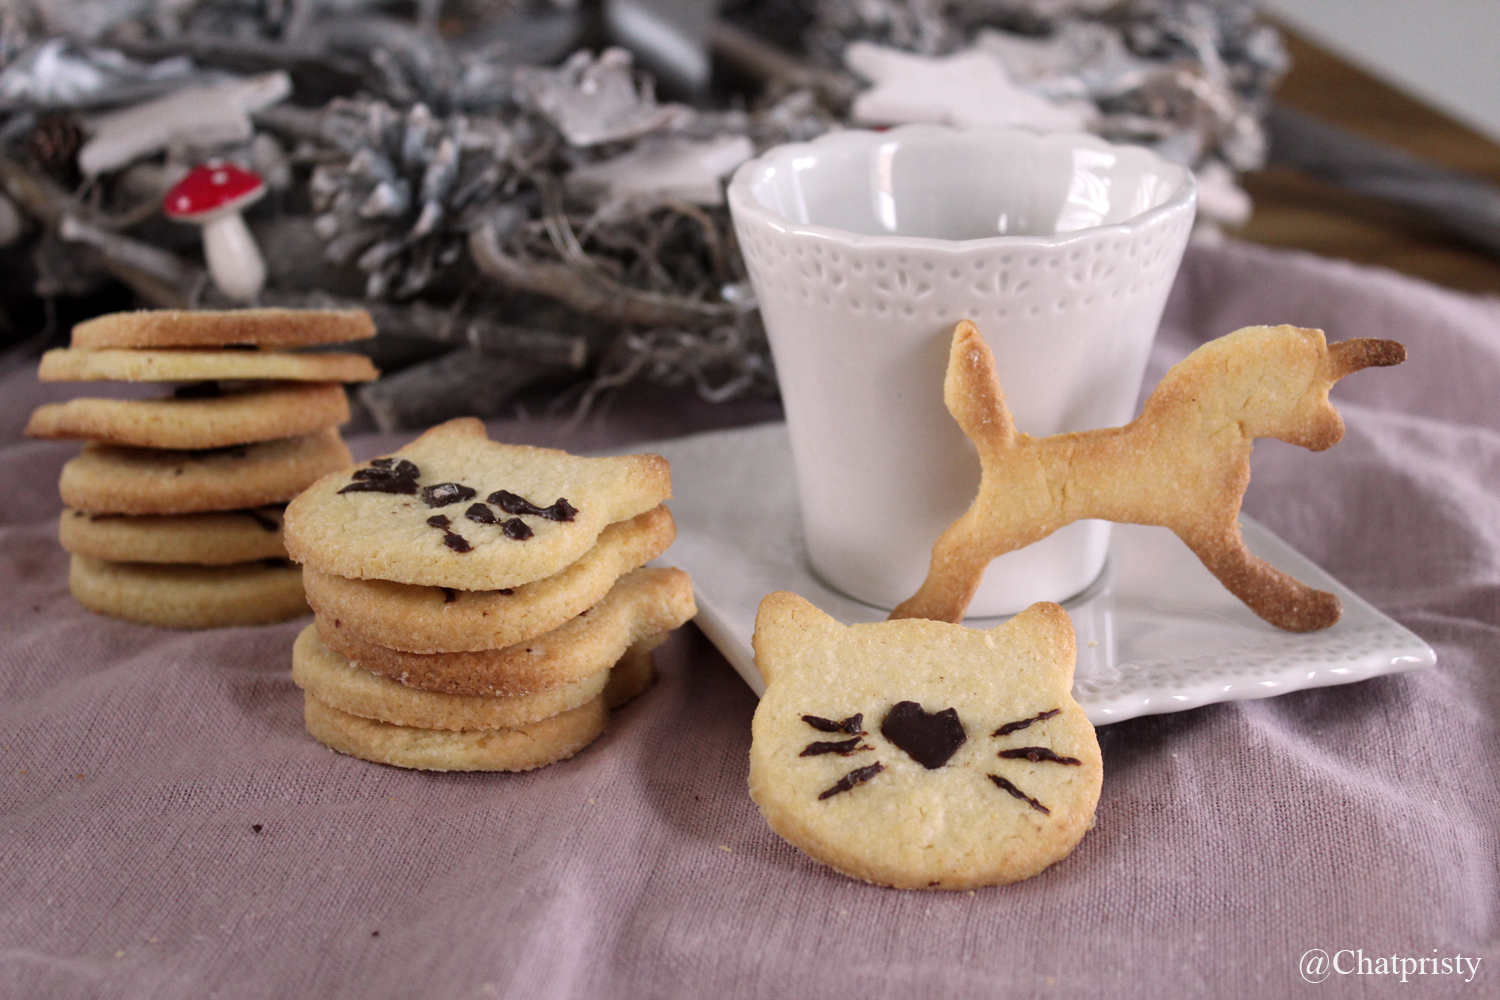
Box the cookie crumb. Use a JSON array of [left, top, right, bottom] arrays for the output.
[[719, 845, 732, 853]]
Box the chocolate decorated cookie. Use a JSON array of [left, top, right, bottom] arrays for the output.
[[283, 417, 671, 591], [749, 592, 1101, 891]]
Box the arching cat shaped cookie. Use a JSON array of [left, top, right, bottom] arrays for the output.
[[892, 321, 1405, 631], [749, 592, 1101, 890]]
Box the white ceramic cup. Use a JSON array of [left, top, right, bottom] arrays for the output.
[[727, 125, 1196, 616]]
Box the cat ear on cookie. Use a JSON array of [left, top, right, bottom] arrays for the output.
[[411, 416, 488, 444], [752, 591, 843, 685], [985, 601, 1078, 692]]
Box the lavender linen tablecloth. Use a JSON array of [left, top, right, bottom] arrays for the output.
[[1, 240, 1496, 1000]]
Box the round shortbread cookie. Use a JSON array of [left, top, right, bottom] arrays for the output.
[[302, 691, 607, 772], [315, 566, 695, 696], [604, 634, 662, 709], [302, 505, 676, 653], [292, 624, 611, 731], [59, 507, 286, 564], [26, 382, 348, 450], [60, 429, 352, 515], [39, 348, 378, 383], [283, 417, 671, 590], [69, 555, 307, 628], [749, 594, 1101, 891], [70, 309, 375, 350]]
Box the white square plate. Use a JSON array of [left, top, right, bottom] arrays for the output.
[[644, 423, 1434, 724]]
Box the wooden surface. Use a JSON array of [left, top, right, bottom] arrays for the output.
[[1239, 30, 1500, 295]]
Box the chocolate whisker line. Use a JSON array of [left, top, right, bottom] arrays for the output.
[[488, 489, 577, 522], [425, 514, 472, 552], [370, 457, 419, 476], [992, 708, 1060, 737], [338, 478, 416, 495], [817, 762, 884, 800], [341, 457, 421, 494], [801, 713, 864, 735], [799, 739, 872, 757], [422, 482, 477, 508], [988, 774, 1050, 815], [465, 501, 533, 539], [997, 747, 1082, 765]]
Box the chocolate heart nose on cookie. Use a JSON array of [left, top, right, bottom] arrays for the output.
[[880, 702, 966, 769], [28, 308, 378, 629], [284, 417, 696, 772]]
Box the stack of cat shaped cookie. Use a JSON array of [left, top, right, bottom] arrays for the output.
[[283, 417, 696, 772], [26, 309, 378, 628]]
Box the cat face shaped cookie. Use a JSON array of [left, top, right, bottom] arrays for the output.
[[749, 592, 1101, 890], [283, 417, 671, 590]]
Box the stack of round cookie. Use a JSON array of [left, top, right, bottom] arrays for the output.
[[283, 417, 696, 772], [26, 309, 379, 628]]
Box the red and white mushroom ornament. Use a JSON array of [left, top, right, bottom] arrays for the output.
[[163, 161, 268, 301]]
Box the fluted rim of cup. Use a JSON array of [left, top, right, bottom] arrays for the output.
[[727, 124, 1197, 250]]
